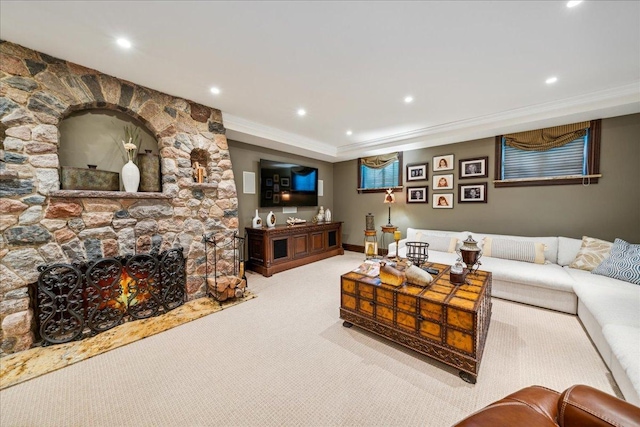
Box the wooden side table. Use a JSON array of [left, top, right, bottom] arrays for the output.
[[380, 225, 397, 255]]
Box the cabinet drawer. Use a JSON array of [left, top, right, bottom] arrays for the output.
[[341, 279, 356, 294], [376, 305, 394, 324], [358, 283, 374, 300], [341, 293, 356, 311], [358, 299, 375, 316], [396, 311, 416, 331]]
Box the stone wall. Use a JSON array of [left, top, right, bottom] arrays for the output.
[[0, 40, 239, 355]]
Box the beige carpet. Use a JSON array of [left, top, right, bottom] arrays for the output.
[[0, 251, 619, 426]]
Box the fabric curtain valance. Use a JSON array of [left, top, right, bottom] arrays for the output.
[[504, 121, 590, 152], [359, 152, 399, 169]]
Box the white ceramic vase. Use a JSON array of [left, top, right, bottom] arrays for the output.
[[252, 209, 263, 228], [325, 208, 332, 222], [266, 211, 276, 228], [122, 160, 140, 193]]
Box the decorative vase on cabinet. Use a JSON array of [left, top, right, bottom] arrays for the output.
[[266, 211, 276, 228], [252, 209, 263, 228], [121, 160, 140, 193]]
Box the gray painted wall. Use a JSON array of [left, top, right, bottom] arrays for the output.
[[334, 113, 640, 246], [228, 140, 334, 233]]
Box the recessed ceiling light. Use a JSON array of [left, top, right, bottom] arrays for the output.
[[210, 87, 221, 95], [346, 130, 353, 136], [116, 38, 132, 49], [567, 1, 583, 8], [404, 96, 414, 103], [545, 76, 558, 84], [297, 108, 307, 117]]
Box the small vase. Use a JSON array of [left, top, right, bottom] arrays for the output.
[[266, 211, 276, 228], [122, 160, 140, 193], [325, 209, 332, 222], [252, 209, 262, 228]]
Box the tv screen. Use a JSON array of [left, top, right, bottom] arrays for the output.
[[260, 159, 318, 207]]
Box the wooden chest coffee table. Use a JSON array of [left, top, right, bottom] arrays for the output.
[[340, 262, 492, 383]]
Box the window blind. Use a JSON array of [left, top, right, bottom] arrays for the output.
[[361, 160, 399, 189], [502, 132, 588, 180]]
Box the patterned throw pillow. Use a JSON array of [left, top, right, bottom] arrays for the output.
[[569, 236, 613, 271], [592, 239, 640, 285], [482, 237, 546, 264], [414, 232, 458, 253]]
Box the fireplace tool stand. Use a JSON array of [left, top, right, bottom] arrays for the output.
[[203, 231, 247, 301]]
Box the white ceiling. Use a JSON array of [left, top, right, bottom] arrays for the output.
[[2, 1, 639, 162]]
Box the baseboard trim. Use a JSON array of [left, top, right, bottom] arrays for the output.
[[342, 244, 387, 256]]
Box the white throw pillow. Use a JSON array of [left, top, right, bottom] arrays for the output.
[[414, 232, 458, 253]]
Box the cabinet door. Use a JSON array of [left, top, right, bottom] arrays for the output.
[[310, 231, 324, 253], [292, 234, 309, 258], [270, 237, 290, 263], [247, 234, 265, 263]]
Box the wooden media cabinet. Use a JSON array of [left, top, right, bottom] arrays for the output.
[[246, 222, 344, 277]]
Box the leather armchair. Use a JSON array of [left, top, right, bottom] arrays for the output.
[[453, 384, 640, 427]]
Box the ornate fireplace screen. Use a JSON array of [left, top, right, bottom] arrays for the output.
[[35, 248, 186, 346]]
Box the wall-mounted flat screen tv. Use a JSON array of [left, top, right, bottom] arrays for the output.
[[260, 159, 318, 207]]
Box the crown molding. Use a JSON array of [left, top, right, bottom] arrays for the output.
[[223, 83, 639, 163], [337, 82, 640, 156], [222, 113, 338, 161]]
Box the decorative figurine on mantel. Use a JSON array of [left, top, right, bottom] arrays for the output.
[[192, 161, 207, 183]]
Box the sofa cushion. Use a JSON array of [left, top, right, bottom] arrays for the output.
[[479, 256, 575, 292], [413, 231, 457, 253], [569, 236, 613, 271], [591, 239, 640, 285], [602, 325, 640, 403], [558, 236, 583, 266], [482, 237, 546, 264], [470, 233, 559, 264], [567, 267, 640, 329]]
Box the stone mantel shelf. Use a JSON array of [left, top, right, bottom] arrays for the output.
[[49, 190, 172, 199]]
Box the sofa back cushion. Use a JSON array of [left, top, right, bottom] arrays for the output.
[[471, 233, 559, 264], [482, 237, 547, 264], [558, 237, 583, 266], [568, 236, 613, 271], [413, 231, 458, 253]]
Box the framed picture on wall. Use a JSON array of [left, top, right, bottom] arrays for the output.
[[433, 154, 454, 171], [459, 156, 488, 179], [433, 193, 453, 209], [265, 178, 273, 187], [406, 163, 428, 182], [458, 182, 487, 203], [265, 190, 272, 199], [281, 177, 290, 187], [406, 186, 428, 203], [433, 174, 454, 190], [273, 194, 280, 204]]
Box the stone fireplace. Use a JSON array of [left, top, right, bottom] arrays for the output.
[[0, 40, 239, 355]]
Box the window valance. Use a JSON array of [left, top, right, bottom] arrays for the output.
[[504, 121, 590, 152], [359, 153, 399, 169]]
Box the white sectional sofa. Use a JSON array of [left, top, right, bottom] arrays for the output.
[[388, 228, 640, 405]]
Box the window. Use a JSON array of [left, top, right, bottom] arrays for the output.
[[358, 152, 403, 193], [495, 120, 601, 187]]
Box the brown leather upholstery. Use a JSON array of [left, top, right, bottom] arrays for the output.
[[558, 385, 640, 427], [454, 384, 640, 427]]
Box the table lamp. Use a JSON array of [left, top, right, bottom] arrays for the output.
[[384, 188, 395, 227]]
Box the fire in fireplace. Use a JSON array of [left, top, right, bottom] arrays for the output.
[[34, 248, 186, 345]]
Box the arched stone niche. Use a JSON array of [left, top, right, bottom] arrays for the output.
[[59, 109, 158, 172], [0, 40, 239, 356]]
